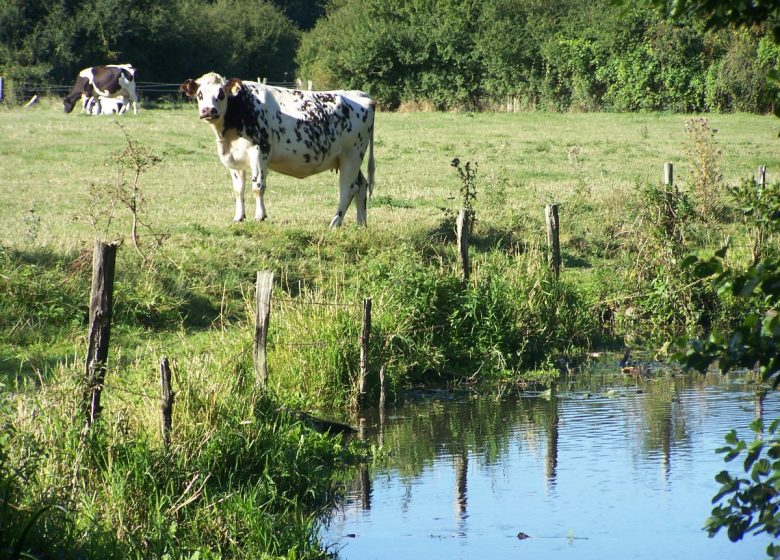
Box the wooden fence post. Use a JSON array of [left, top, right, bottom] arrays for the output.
[[545, 204, 561, 277], [663, 162, 674, 186], [359, 298, 372, 403], [757, 165, 767, 187], [84, 239, 118, 431], [457, 209, 469, 281], [254, 270, 274, 388], [160, 357, 174, 449]]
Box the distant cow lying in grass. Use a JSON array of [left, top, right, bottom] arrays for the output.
[[180, 72, 375, 226]]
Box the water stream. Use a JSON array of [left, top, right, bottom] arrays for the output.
[[322, 364, 778, 559]]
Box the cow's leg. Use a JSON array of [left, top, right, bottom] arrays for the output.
[[230, 169, 246, 222], [354, 171, 369, 227], [249, 148, 269, 221], [331, 157, 361, 227]]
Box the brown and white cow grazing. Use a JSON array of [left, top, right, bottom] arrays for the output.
[[180, 72, 375, 226], [63, 64, 138, 115]]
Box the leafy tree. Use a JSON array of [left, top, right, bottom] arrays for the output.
[[704, 418, 780, 556], [636, 0, 780, 41], [676, 173, 780, 559], [271, 0, 328, 30]]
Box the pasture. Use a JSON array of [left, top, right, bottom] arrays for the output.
[[2, 100, 778, 247], [2, 99, 780, 558]]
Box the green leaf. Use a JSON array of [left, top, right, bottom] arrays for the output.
[[745, 442, 764, 471], [724, 430, 740, 445]]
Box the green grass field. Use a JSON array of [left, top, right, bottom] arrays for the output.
[[2, 99, 779, 558], [2, 99, 778, 247]]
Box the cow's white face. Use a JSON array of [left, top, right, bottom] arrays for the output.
[[181, 74, 239, 122], [194, 82, 227, 121]]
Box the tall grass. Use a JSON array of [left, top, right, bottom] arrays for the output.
[[2, 103, 780, 557]]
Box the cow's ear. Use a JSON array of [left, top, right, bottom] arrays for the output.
[[226, 78, 243, 97], [180, 79, 198, 97]]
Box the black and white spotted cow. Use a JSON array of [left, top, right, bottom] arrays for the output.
[[63, 64, 138, 115], [180, 72, 375, 226]]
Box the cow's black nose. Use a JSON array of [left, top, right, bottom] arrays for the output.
[[200, 107, 217, 119]]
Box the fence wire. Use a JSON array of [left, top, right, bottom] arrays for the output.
[[2, 80, 305, 104]]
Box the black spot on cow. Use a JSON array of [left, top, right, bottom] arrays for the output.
[[223, 84, 271, 153]]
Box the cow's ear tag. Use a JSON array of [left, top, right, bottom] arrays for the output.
[[227, 79, 242, 96]]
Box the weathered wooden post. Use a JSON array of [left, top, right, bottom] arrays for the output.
[[663, 162, 674, 187], [254, 270, 274, 388], [456, 209, 469, 281], [84, 240, 118, 431], [307, 80, 313, 91], [0, 77, 5, 103], [359, 298, 372, 403], [757, 165, 767, 187], [160, 356, 174, 449], [545, 204, 561, 277]]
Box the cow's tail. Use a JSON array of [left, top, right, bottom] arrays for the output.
[[367, 105, 375, 197]]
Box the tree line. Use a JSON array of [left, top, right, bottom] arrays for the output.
[[1, 0, 778, 112]]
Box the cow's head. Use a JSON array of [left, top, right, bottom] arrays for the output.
[[180, 73, 242, 122], [63, 96, 78, 114], [63, 76, 92, 113]]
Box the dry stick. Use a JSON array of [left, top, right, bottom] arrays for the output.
[[359, 298, 372, 404], [545, 204, 561, 277], [84, 239, 118, 431], [160, 356, 174, 449], [457, 209, 469, 281], [254, 271, 274, 388]]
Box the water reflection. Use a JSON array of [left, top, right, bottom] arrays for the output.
[[325, 370, 778, 560]]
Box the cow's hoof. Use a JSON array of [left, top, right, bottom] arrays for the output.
[[233, 217, 245, 223]]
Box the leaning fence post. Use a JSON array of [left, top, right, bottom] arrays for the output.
[[545, 204, 561, 277], [457, 209, 470, 281], [359, 298, 372, 403], [84, 239, 118, 431], [757, 165, 767, 187], [254, 270, 274, 388], [160, 357, 174, 449]]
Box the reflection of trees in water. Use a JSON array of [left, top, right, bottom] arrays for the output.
[[636, 376, 699, 473], [343, 373, 734, 512], [376, 396, 555, 480], [344, 394, 560, 511]]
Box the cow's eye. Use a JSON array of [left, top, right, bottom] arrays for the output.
[[218, 90, 225, 100], [197, 91, 202, 100]]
